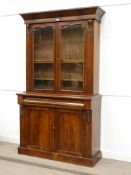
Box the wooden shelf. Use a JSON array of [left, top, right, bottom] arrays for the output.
[[35, 60, 54, 63], [61, 79, 83, 82], [35, 78, 83, 81], [34, 78, 54, 80], [35, 60, 83, 64], [61, 60, 83, 63]]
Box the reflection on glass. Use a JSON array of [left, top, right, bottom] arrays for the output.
[[60, 25, 84, 91], [34, 27, 54, 89]]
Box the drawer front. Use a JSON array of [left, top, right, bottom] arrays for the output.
[[18, 95, 91, 110]]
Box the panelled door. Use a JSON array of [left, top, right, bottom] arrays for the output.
[[20, 105, 91, 157], [20, 106, 55, 152], [55, 109, 91, 157]]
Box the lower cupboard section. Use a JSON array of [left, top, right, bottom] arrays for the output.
[[19, 105, 101, 166]]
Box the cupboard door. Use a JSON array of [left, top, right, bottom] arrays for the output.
[[26, 106, 54, 151], [59, 22, 84, 92], [56, 109, 91, 157], [33, 24, 55, 90]]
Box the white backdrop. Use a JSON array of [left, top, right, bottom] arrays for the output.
[[0, 1, 131, 162]]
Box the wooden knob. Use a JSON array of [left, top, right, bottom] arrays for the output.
[[52, 126, 56, 130]]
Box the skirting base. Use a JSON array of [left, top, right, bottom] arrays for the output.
[[18, 146, 101, 167]]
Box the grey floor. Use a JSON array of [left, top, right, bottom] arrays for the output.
[[0, 142, 131, 175]]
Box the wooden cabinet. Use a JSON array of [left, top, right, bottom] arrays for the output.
[[17, 7, 105, 166]]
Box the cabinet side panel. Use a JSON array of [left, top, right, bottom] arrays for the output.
[[93, 20, 100, 95], [91, 96, 101, 157]]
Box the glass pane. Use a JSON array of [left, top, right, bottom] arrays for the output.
[[34, 27, 54, 89], [60, 25, 84, 91]]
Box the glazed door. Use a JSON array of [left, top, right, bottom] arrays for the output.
[[59, 21, 85, 93], [30, 21, 86, 94], [55, 109, 91, 157], [20, 106, 55, 152], [32, 24, 56, 91]]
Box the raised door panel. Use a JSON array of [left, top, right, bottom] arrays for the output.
[[56, 110, 86, 157], [27, 107, 54, 152]]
